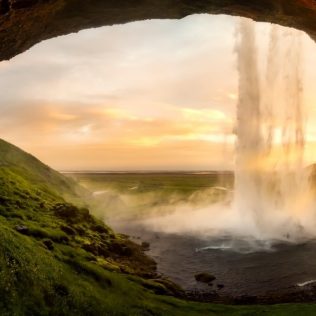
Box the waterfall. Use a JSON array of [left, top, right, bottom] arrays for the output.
[[234, 18, 313, 240], [234, 18, 263, 236], [140, 18, 315, 247]]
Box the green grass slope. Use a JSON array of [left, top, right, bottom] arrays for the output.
[[0, 139, 85, 201], [1, 138, 316, 315]]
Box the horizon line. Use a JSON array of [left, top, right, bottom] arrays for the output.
[[60, 169, 234, 174]]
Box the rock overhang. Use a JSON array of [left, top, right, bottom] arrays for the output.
[[0, 0, 315, 61]]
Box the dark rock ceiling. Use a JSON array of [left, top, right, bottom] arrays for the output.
[[0, 0, 316, 61]]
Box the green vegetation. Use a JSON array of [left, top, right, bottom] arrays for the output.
[[71, 172, 233, 195], [70, 172, 234, 221], [1, 138, 316, 315]]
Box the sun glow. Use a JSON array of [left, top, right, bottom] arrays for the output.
[[0, 15, 315, 171]]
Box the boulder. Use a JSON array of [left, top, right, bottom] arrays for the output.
[[194, 272, 216, 284], [141, 241, 150, 251]]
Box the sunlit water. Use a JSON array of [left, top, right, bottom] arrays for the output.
[[232, 19, 315, 241]]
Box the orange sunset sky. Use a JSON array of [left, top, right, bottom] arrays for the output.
[[0, 15, 316, 171]]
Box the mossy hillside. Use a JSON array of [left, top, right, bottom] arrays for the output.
[[0, 163, 156, 274], [2, 139, 316, 315], [0, 139, 85, 203], [0, 140, 159, 314], [0, 219, 173, 316]]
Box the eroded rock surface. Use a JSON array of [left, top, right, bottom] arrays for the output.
[[0, 0, 316, 61]]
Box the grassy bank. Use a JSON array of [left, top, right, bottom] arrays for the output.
[[1, 138, 316, 315]]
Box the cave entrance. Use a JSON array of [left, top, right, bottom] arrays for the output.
[[1, 13, 316, 299]]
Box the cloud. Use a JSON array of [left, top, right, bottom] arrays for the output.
[[0, 98, 235, 169], [0, 15, 315, 170]]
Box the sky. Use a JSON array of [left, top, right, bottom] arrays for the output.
[[0, 14, 316, 171]]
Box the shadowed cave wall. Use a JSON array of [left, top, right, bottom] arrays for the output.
[[0, 0, 316, 61]]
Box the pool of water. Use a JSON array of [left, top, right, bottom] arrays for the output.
[[112, 220, 316, 297]]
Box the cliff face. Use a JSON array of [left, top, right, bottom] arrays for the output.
[[0, 0, 316, 61]]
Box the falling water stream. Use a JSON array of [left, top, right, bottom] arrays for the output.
[[234, 18, 314, 241], [94, 18, 316, 297], [110, 19, 316, 247]]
